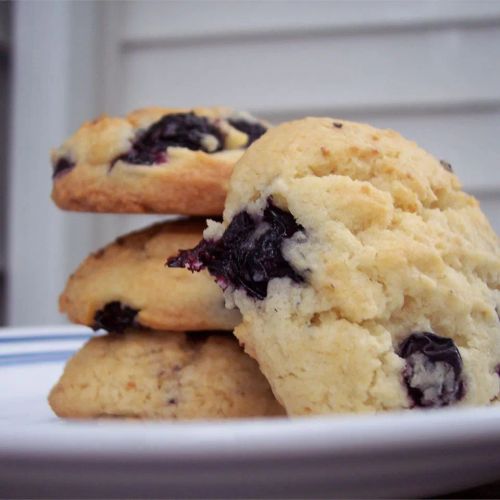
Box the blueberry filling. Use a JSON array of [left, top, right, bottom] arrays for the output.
[[168, 199, 305, 300], [52, 157, 75, 179], [399, 332, 464, 408], [228, 118, 267, 146], [93, 301, 139, 333], [439, 160, 453, 172], [113, 112, 225, 166]]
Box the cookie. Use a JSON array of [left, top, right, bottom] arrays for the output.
[[60, 218, 241, 332], [48, 329, 284, 419], [51, 107, 268, 215], [169, 117, 500, 415]]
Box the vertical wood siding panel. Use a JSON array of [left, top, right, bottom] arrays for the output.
[[8, 2, 70, 325]]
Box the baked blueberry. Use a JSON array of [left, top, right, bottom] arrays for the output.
[[228, 118, 267, 146], [399, 332, 464, 408], [52, 157, 75, 179], [168, 199, 305, 299], [439, 160, 453, 172], [114, 112, 224, 166], [93, 301, 139, 333]]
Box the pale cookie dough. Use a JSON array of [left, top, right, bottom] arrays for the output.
[[48, 330, 285, 419], [51, 107, 268, 215], [60, 219, 241, 332], [169, 117, 500, 415]]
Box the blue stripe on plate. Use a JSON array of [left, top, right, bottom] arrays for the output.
[[0, 350, 76, 366], [0, 333, 92, 344]]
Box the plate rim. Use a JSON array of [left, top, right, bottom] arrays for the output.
[[2, 406, 500, 461], [2, 325, 500, 463]]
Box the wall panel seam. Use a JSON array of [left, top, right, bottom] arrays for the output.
[[260, 100, 500, 121], [120, 17, 500, 50], [467, 187, 500, 198]]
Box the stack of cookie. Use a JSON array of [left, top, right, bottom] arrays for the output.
[[49, 110, 500, 420], [48, 107, 284, 419]]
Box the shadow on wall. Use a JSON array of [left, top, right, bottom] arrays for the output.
[[0, 1, 11, 326]]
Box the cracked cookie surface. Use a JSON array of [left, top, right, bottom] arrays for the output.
[[51, 107, 268, 215], [171, 117, 500, 415], [48, 329, 284, 419], [60, 219, 241, 332]]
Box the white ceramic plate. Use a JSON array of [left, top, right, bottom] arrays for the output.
[[1, 326, 500, 499]]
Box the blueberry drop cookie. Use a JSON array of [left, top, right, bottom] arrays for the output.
[[48, 329, 284, 419], [169, 117, 500, 415], [51, 107, 268, 215], [60, 219, 241, 332]]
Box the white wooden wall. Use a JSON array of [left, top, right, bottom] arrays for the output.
[[8, 0, 500, 325]]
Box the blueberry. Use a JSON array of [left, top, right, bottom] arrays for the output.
[[439, 160, 453, 172], [228, 118, 267, 146], [168, 198, 305, 299], [52, 157, 75, 179], [93, 301, 139, 333], [399, 332, 464, 408], [114, 112, 224, 166]]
